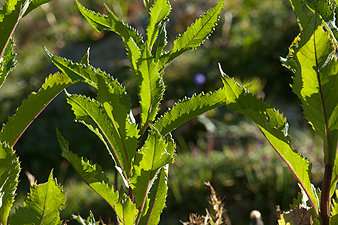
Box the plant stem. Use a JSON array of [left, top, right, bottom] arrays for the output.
[[320, 163, 332, 225]]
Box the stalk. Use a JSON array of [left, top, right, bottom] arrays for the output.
[[320, 164, 332, 225]]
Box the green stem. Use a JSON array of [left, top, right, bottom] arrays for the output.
[[320, 163, 332, 225]]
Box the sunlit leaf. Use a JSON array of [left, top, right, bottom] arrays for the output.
[[10, 170, 66, 224], [219, 65, 319, 217], [139, 47, 165, 129], [0, 142, 20, 225], [65, 93, 135, 185], [0, 38, 16, 88], [0, 72, 73, 146], [146, 0, 170, 49], [158, 0, 224, 70]]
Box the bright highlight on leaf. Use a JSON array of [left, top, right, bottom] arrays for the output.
[[10, 170, 66, 225], [0, 143, 20, 225], [0, 72, 73, 146]]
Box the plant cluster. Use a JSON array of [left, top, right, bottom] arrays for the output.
[[2, 0, 338, 224]]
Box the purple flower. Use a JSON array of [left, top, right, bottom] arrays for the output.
[[194, 73, 206, 86]]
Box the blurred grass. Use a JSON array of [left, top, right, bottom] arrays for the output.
[[1, 0, 324, 224]]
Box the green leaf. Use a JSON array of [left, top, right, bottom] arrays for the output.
[[75, 0, 144, 81], [152, 19, 168, 62], [115, 194, 138, 225], [57, 128, 109, 185], [0, 142, 20, 225], [72, 211, 99, 225], [158, 0, 224, 70], [287, 24, 338, 166], [75, 0, 111, 31], [138, 161, 170, 225], [0, 38, 17, 88], [131, 129, 174, 221], [146, 0, 170, 50], [57, 130, 137, 223], [96, 74, 138, 140], [0, 0, 23, 60], [23, 0, 53, 17], [301, 0, 338, 47], [0, 72, 73, 146], [65, 93, 135, 185], [60, 150, 121, 211], [218, 65, 319, 218], [154, 88, 226, 137], [10, 170, 66, 225], [331, 156, 338, 197], [139, 47, 165, 130], [330, 190, 338, 224], [45, 47, 99, 88]]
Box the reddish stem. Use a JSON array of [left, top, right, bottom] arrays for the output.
[[320, 163, 332, 225]]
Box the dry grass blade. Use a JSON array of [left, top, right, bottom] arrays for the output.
[[180, 182, 231, 225]]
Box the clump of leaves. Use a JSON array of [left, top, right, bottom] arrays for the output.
[[0, 0, 71, 224], [48, 0, 227, 223], [216, 0, 338, 224]]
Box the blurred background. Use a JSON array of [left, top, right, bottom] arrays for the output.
[[1, 0, 325, 224]]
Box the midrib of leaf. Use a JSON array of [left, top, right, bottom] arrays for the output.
[[0, 72, 73, 146], [154, 89, 226, 137], [158, 0, 224, 73], [139, 47, 164, 131], [141, 166, 167, 225], [175, 15, 211, 52], [313, 27, 332, 165], [146, 0, 170, 50], [219, 66, 319, 217], [0, 2, 20, 60], [103, 103, 132, 178], [61, 151, 119, 209], [261, 128, 318, 213], [69, 95, 130, 183], [135, 139, 158, 225]]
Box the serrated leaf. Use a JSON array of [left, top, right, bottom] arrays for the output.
[[0, 142, 20, 225], [301, 0, 338, 47], [57, 128, 109, 185], [287, 23, 338, 166], [10, 170, 66, 225], [0, 72, 73, 146], [146, 0, 170, 50], [75, 0, 144, 81], [96, 74, 139, 145], [72, 211, 99, 225], [138, 162, 169, 225], [23, 0, 52, 17], [152, 19, 168, 62], [218, 65, 319, 218], [65, 93, 135, 185], [0, 0, 21, 60], [330, 190, 338, 224], [154, 89, 226, 137], [0, 38, 17, 88], [57, 130, 137, 223], [131, 129, 174, 221], [139, 47, 165, 130], [45, 47, 99, 88], [115, 194, 138, 225], [158, 0, 224, 70], [75, 0, 111, 31]]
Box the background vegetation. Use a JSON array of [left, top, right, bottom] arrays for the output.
[[1, 0, 324, 224]]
